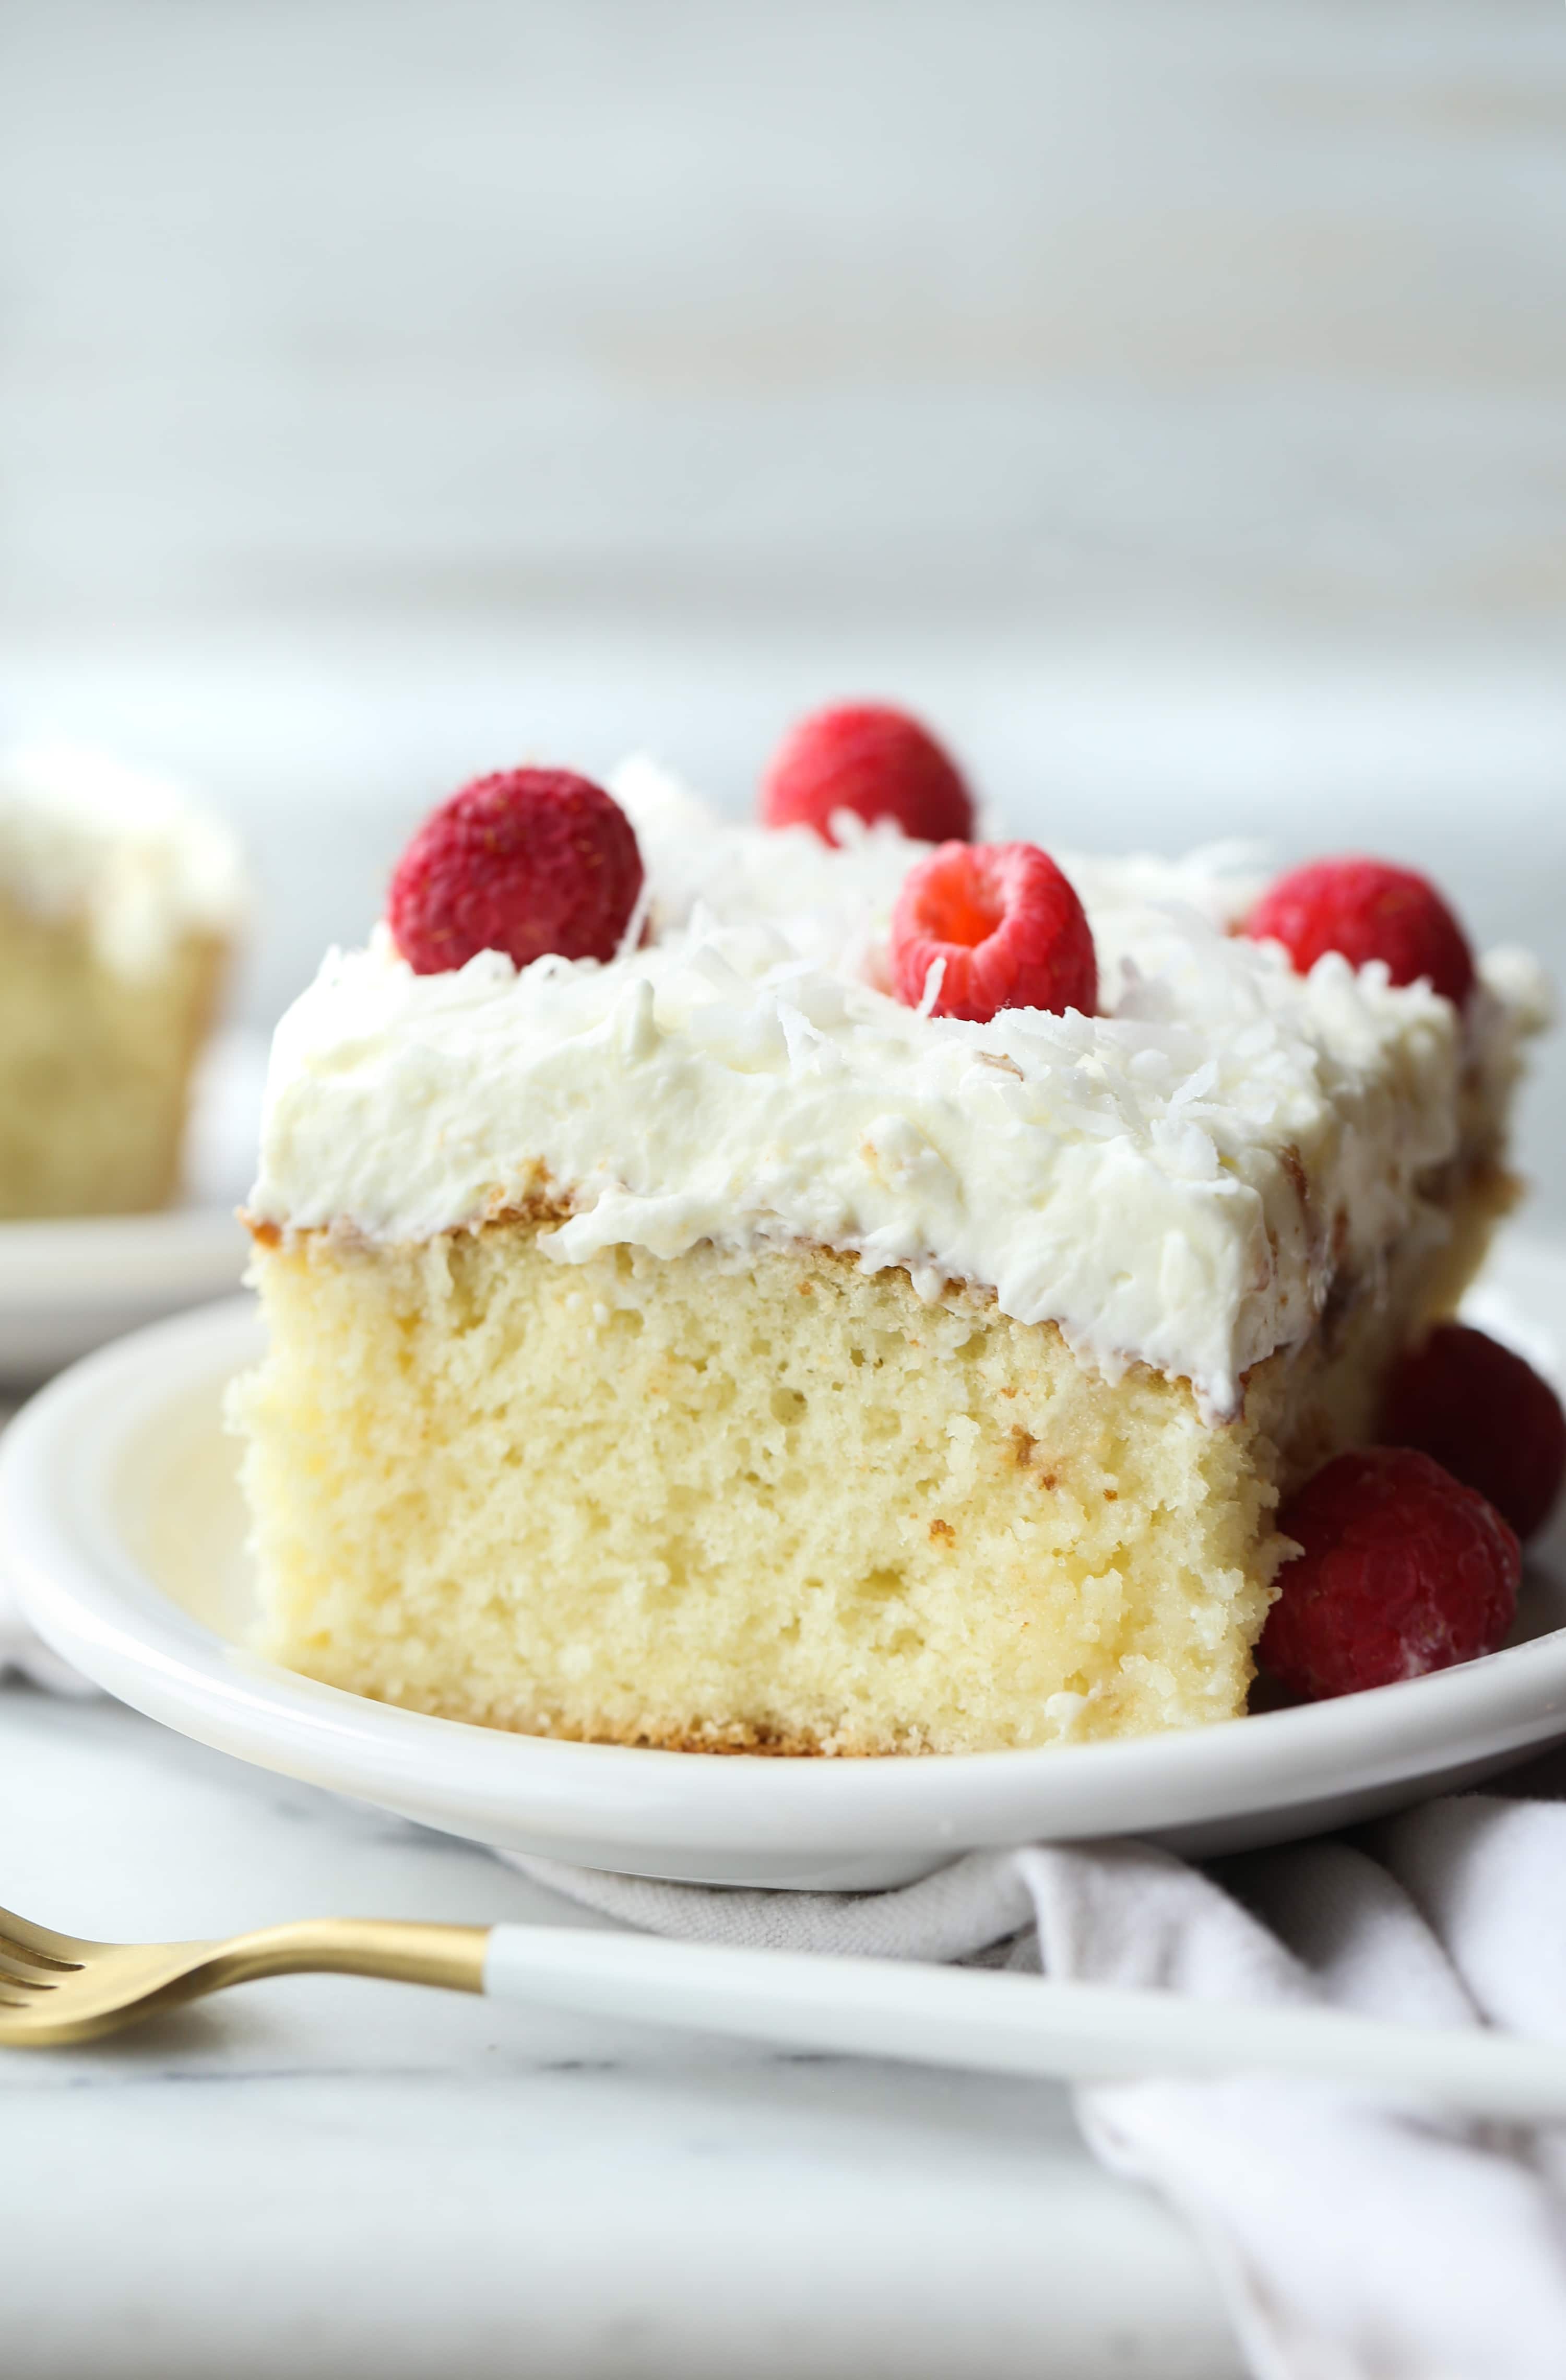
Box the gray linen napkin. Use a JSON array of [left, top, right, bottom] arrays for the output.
[[503, 1791, 1566, 2380]]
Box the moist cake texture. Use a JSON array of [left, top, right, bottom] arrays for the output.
[[0, 743, 244, 1218], [232, 759, 1547, 1753]]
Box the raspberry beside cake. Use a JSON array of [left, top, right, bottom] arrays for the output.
[[231, 734, 1547, 1754], [0, 743, 245, 1219]]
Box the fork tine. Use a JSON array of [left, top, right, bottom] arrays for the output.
[[0, 1945, 76, 1982], [0, 1907, 90, 1966], [0, 1957, 56, 1992]]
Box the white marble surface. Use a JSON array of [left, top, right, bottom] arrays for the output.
[[0, 1684, 1241, 2378]]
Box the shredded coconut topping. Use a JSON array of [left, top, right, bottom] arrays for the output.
[[250, 756, 1545, 1416]]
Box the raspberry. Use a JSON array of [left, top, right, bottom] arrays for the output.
[[1244, 857, 1474, 1006], [761, 703, 974, 846], [1382, 1323, 1566, 1545], [888, 841, 1097, 1023], [1259, 1447, 1520, 1702], [388, 769, 644, 975]]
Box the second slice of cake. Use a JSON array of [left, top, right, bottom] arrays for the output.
[[0, 743, 244, 1218]]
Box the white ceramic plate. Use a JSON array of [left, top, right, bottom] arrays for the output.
[[7, 1240, 1566, 1891], [0, 1029, 268, 1382]]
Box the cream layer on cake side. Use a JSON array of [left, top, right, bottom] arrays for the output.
[[0, 743, 246, 1218], [232, 763, 1547, 1753]]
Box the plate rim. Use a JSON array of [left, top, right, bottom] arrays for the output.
[[0, 1206, 251, 1304], [8, 1273, 1566, 1865]]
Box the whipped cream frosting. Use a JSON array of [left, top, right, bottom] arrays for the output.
[[0, 740, 246, 976], [250, 758, 1547, 1417]]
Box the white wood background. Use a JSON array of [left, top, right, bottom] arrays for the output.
[[2, 0, 1563, 1206]]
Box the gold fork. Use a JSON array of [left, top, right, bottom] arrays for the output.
[[10, 1896, 1566, 2119], [0, 1903, 487, 2045]]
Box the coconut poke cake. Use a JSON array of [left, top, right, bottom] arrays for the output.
[[0, 741, 245, 1219], [231, 704, 1556, 1753]]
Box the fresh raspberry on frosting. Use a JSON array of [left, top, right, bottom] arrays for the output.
[[388, 769, 644, 975], [761, 703, 975, 846], [1382, 1323, 1566, 1545], [888, 841, 1097, 1023], [1244, 857, 1474, 1006], [1259, 1447, 1520, 1702]]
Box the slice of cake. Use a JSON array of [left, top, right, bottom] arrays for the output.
[[0, 742, 245, 1219], [231, 717, 1548, 1754]]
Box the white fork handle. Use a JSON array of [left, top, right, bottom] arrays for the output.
[[484, 1925, 1566, 2124]]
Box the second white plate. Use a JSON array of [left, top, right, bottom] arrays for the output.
[[6, 1240, 1566, 1890]]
